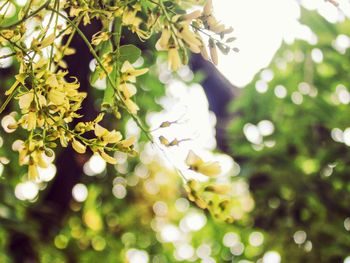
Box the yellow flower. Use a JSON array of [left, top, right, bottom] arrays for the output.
[[118, 62, 146, 114], [159, 136, 170, 146], [168, 47, 182, 71], [59, 129, 69, 147], [31, 150, 48, 169], [122, 5, 150, 40], [72, 138, 86, 154], [124, 99, 139, 114], [104, 130, 123, 144], [48, 88, 66, 105], [177, 22, 202, 51], [122, 6, 140, 25], [121, 61, 148, 83], [28, 163, 39, 180], [14, 138, 49, 180], [1, 114, 17, 133], [98, 150, 117, 164], [46, 74, 59, 88], [18, 92, 34, 110], [181, 10, 202, 21], [120, 83, 137, 99], [203, 0, 213, 16], [201, 0, 233, 35], [17, 91, 46, 130], [38, 33, 56, 49], [69, 6, 84, 18], [185, 180, 208, 209], [206, 16, 226, 33], [94, 124, 122, 144], [156, 28, 171, 51], [185, 150, 221, 177], [1, 29, 14, 39], [18, 146, 28, 166], [75, 113, 105, 133], [91, 31, 110, 46], [119, 136, 136, 148], [27, 111, 37, 130]]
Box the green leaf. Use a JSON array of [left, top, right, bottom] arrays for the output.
[[226, 37, 236, 43], [216, 42, 230, 55], [119, 44, 141, 64], [90, 67, 101, 84], [102, 65, 118, 110], [95, 38, 113, 53]]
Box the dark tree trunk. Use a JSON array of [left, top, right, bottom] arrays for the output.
[[190, 53, 239, 152]]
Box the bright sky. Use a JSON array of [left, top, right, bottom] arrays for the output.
[[215, 0, 350, 87]]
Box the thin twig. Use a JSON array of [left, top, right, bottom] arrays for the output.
[[326, 0, 339, 7], [0, 52, 16, 59]]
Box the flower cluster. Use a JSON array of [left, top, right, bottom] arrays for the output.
[[0, 0, 239, 223], [185, 178, 255, 223], [69, 2, 152, 40], [68, 0, 236, 72], [183, 150, 254, 222], [156, 0, 236, 70], [119, 3, 151, 40], [119, 61, 148, 114], [73, 114, 137, 164], [14, 139, 51, 180], [3, 59, 135, 180], [14, 59, 86, 132], [185, 150, 221, 177]]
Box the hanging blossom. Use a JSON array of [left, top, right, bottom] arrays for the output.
[[156, 0, 236, 70], [5, 59, 136, 180], [0, 0, 239, 219]]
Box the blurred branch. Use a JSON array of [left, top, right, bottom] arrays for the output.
[[190, 53, 239, 152], [325, 0, 339, 7]]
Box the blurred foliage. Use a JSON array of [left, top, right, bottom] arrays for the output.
[[228, 8, 350, 263]]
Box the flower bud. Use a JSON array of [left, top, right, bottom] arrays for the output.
[[72, 138, 86, 154]]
